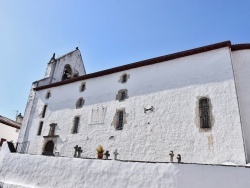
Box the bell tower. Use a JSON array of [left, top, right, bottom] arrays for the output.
[[43, 47, 86, 86]]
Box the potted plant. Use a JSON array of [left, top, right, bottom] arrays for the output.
[[96, 145, 104, 159]]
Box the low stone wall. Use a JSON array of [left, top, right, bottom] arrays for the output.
[[1, 144, 250, 188]]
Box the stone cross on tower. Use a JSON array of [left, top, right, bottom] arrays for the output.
[[113, 149, 119, 160]]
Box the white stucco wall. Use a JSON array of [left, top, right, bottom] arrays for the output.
[[0, 123, 19, 143], [0, 148, 250, 188], [18, 47, 246, 165], [232, 49, 250, 162]]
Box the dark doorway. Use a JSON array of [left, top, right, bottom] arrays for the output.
[[42, 140, 55, 156]]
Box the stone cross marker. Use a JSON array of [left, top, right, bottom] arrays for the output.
[[113, 149, 119, 160], [169, 150, 174, 162], [73, 145, 83, 158], [104, 151, 110, 159], [77, 147, 82, 158], [74, 145, 79, 158], [177, 154, 181, 163]]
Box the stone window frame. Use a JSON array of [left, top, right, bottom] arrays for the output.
[[45, 90, 51, 99], [72, 116, 80, 134], [116, 89, 129, 101], [199, 97, 211, 129], [37, 121, 43, 136], [49, 123, 56, 136], [112, 108, 128, 131], [41, 104, 48, 118], [79, 82, 86, 92], [118, 73, 130, 83], [76, 98, 85, 109]]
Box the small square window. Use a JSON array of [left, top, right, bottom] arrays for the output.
[[76, 98, 84, 108], [45, 91, 51, 99], [79, 82, 86, 92]]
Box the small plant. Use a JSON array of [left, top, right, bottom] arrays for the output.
[[96, 145, 104, 159], [96, 145, 104, 153]]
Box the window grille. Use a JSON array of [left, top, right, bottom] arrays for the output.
[[37, 121, 43, 135], [42, 105, 47, 118], [117, 111, 124, 130], [73, 117, 80, 133], [199, 98, 210, 128]]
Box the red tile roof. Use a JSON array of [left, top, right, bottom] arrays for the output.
[[0, 115, 21, 129], [34, 41, 250, 91]]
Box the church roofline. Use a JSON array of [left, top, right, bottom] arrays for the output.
[[55, 49, 78, 60], [34, 41, 249, 91], [0, 115, 21, 129], [231, 44, 250, 51]]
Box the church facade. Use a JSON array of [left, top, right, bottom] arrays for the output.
[[17, 41, 250, 165]]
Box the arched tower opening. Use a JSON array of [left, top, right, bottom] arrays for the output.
[[62, 64, 72, 81]]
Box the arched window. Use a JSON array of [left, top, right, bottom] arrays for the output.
[[199, 98, 211, 128], [45, 91, 51, 99], [37, 121, 43, 135], [76, 98, 84, 109], [62, 64, 72, 81], [116, 110, 124, 130]]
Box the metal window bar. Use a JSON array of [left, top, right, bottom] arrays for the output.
[[117, 111, 124, 130], [120, 91, 126, 100], [199, 98, 210, 128], [73, 117, 80, 133]]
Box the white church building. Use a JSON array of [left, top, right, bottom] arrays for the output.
[[17, 41, 250, 165]]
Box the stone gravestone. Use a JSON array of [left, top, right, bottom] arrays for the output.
[[113, 149, 119, 160], [104, 151, 110, 159]]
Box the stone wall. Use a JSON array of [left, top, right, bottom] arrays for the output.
[[0, 145, 250, 188]]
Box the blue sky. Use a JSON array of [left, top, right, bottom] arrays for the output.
[[0, 0, 250, 120]]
